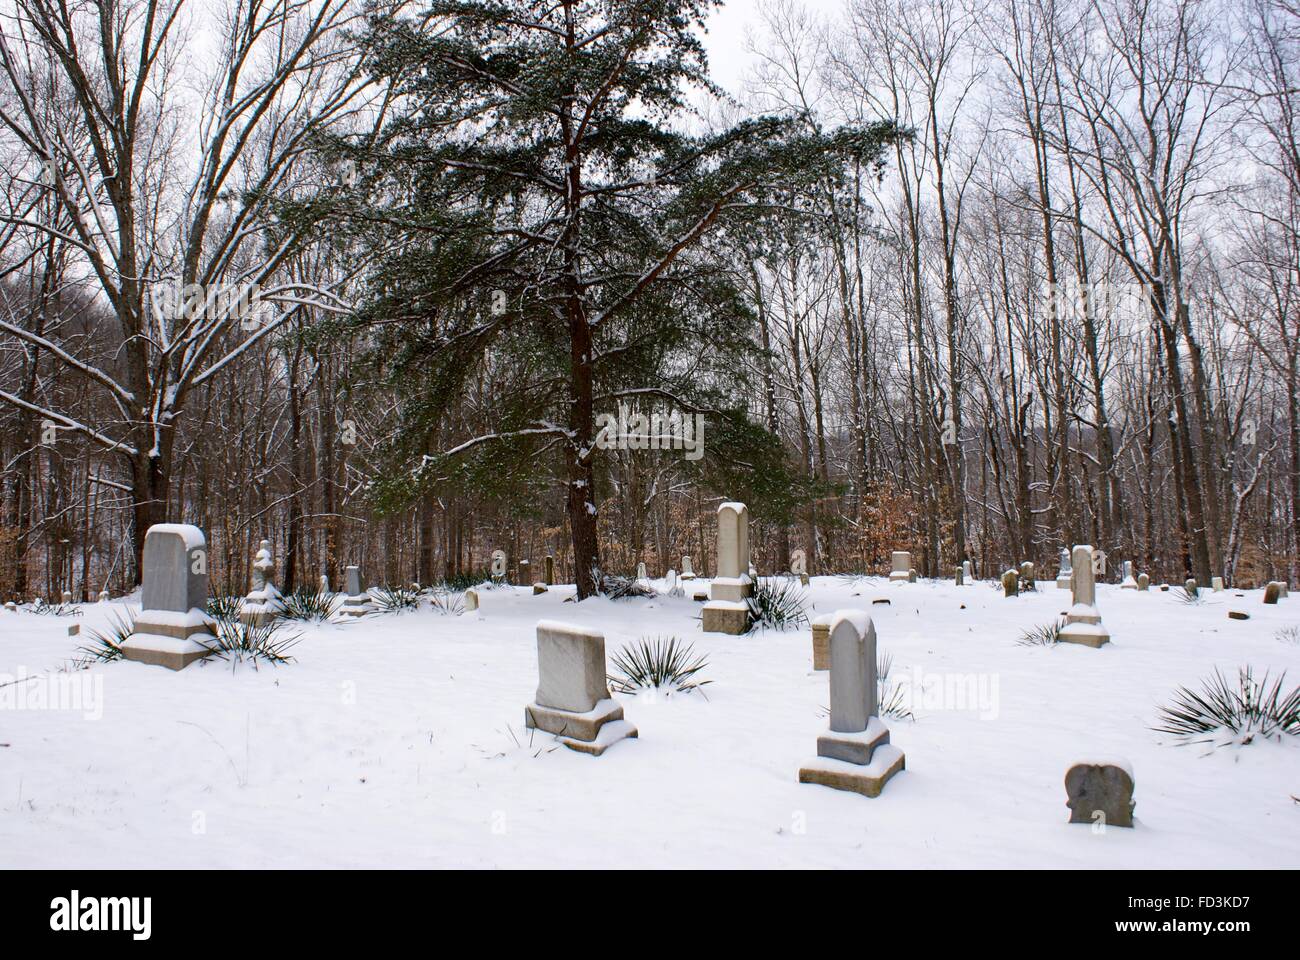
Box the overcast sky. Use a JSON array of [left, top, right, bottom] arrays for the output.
[[700, 0, 767, 94]]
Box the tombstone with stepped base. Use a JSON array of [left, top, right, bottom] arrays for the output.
[[703, 502, 751, 635], [889, 551, 911, 583], [798, 610, 905, 798], [524, 620, 637, 756], [1120, 561, 1138, 590], [337, 565, 374, 619], [1056, 548, 1072, 589], [120, 524, 215, 671], [1059, 545, 1110, 647], [241, 539, 285, 626]]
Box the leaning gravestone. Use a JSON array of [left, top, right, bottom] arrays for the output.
[[524, 620, 637, 756], [1056, 548, 1072, 590], [120, 524, 215, 670], [1002, 569, 1019, 597], [1065, 760, 1135, 828], [1263, 582, 1282, 605], [337, 565, 374, 619], [798, 610, 905, 798], [241, 539, 285, 626], [1059, 545, 1110, 647], [889, 551, 911, 583], [704, 502, 751, 634]]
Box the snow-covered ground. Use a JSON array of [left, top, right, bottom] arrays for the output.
[[1, 576, 1296, 868]]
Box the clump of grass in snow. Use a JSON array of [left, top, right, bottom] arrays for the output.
[[206, 595, 241, 620], [200, 615, 300, 668], [30, 598, 81, 616], [596, 570, 656, 600], [608, 636, 710, 694], [428, 588, 465, 616], [746, 577, 808, 631], [1154, 667, 1298, 746], [1018, 619, 1064, 647], [1276, 625, 1300, 645], [279, 585, 340, 622], [73, 608, 136, 665], [373, 584, 420, 613]]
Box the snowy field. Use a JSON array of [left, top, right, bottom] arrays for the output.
[[1, 576, 1297, 869]]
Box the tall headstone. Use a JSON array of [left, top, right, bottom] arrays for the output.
[[1120, 561, 1138, 590], [319, 574, 330, 594], [1060, 545, 1110, 647], [1211, 577, 1224, 592], [962, 560, 973, 583], [889, 551, 911, 583], [1002, 569, 1019, 597], [524, 620, 637, 756], [518, 559, 531, 584], [490, 550, 507, 584], [337, 565, 373, 619], [798, 611, 905, 798], [810, 613, 833, 671], [954, 565, 964, 586], [241, 539, 285, 626], [680, 556, 695, 580], [636, 562, 648, 582], [1056, 548, 1072, 590], [120, 524, 215, 670], [545, 555, 555, 586], [705, 502, 752, 633]]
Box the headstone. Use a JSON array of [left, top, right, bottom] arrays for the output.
[[1185, 578, 1199, 598], [464, 588, 479, 612], [97, 589, 109, 603], [524, 620, 637, 756], [545, 555, 555, 586], [1228, 610, 1249, 620], [680, 556, 695, 580], [665, 569, 684, 598], [636, 562, 647, 582], [1281, 582, 1291, 598], [962, 560, 973, 584], [337, 565, 373, 619], [709, 502, 751, 603], [490, 550, 507, 584], [1211, 576, 1224, 592], [120, 524, 215, 670], [1137, 573, 1149, 592], [798, 611, 905, 798], [907, 568, 918, 583], [810, 613, 832, 671], [241, 539, 285, 626], [1065, 761, 1135, 828], [1056, 548, 1072, 589], [61, 590, 72, 604], [1002, 569, 1019, 597], [1059, 545, 1110, 647], [954, 565, 964, 586], [791, 548, 808, 587], [533, 583, 547, 595], [518, 559, 531, 584], [1263, 582, 1282, 604], [1020, 561, 1035, 584], [889, 552, 911, 583], [1120, 561, 1137, 590], [3, 601, 14, 611], [68, 624, 79, 637], [320, 574, 330, 593]]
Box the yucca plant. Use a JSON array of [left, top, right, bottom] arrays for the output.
[[596, 570, 656, 600], [428, 588, 465, 616], [877, 652, 915, 721], [1018, 619, 1064, 647], [30, 598, 81, 616], [1174, 587, 1204, 605], [206, 595, 242, 621], [280, 585, 340, 622], [439, 568, 493, 592], [1155, 667, 1299, 746], [73, 608, 137, 665], [746, 577, 808, 631], [199, 615, 300, 669], [373, 584, 420, 613], [608, 636, 711, 693]]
